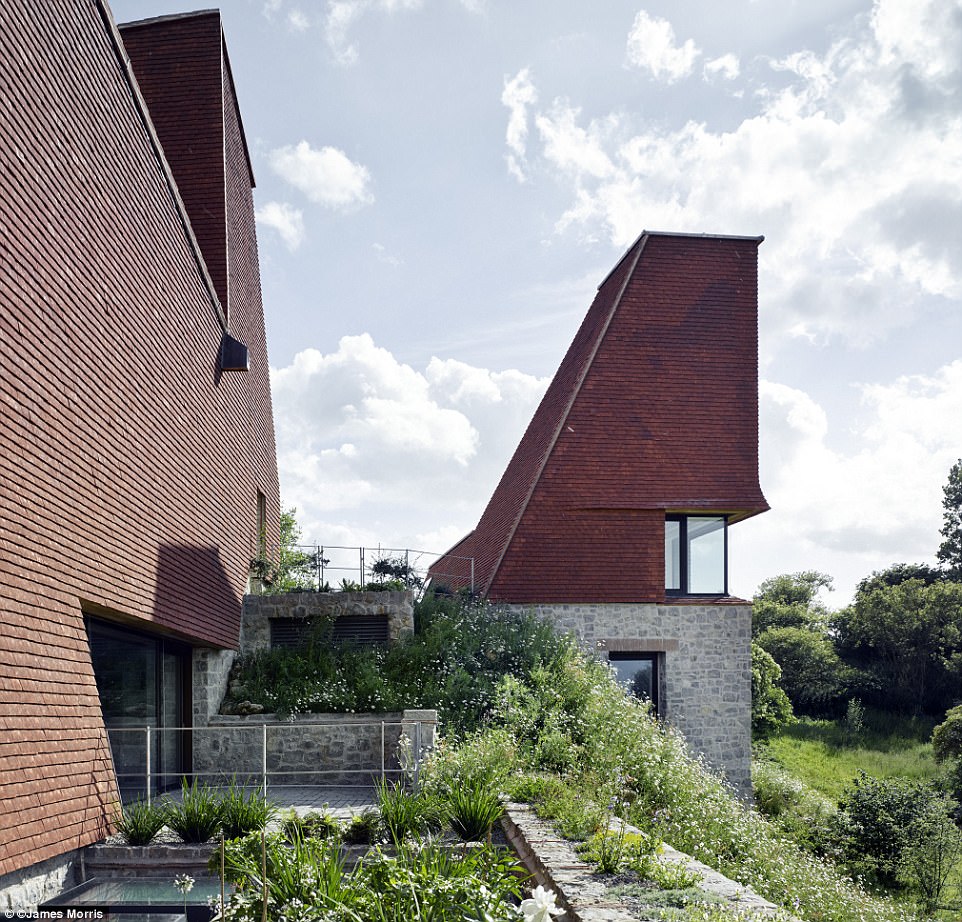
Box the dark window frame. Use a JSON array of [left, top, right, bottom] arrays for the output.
[[607, 651, 660, 713], [665, 514, 729, 597]]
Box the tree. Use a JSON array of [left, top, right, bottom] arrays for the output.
[[754, 626, 848, 715], [856, 562, 944, 595], [250, 506, 322, 592], [834, 579, 962, 715], [751, 643, 794, 740], [937, 459, 962, 579], [752, 571, 833, 636]]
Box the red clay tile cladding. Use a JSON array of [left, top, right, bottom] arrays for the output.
[[0, 1, 279, 875], [431, 233, 767, 602]]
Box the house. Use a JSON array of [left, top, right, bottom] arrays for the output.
[[430, 231, 768, 791], [0, 1, 279, 904]]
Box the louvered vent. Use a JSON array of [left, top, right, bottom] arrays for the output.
[[269, 615, 390, 650]]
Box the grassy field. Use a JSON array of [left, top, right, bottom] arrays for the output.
[[760, 708, 961, 919], [766, 710, 940, 800]]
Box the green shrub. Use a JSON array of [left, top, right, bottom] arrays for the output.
[[115, 798, 167, 846], [832, 771, 935, 887], [751, 758, 836, 853], [220, 781, 277, 840], [342, 808, 381, 845], [447, 780, 504, 842], [897, 793, 962, 915], [282, 809, 340, 842], [931, 704, 962, 763], [751, 642, 794, 740], [375, 779, 444, 843], [164, 778, 223, 844]]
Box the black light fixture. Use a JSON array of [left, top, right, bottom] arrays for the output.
[[220, 332, 249, 372]]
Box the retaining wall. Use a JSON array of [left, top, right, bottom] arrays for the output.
[[191, 710, 436, 787]]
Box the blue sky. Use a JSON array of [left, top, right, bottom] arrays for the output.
[[114, 0, 962, 605]]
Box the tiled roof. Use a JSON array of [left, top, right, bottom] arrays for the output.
[[431, 232, 768, 602]]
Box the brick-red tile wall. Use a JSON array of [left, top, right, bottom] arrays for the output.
[[435, 233, 767, 603], [0, 1, 279, 875], [119, 13, 229, 312]]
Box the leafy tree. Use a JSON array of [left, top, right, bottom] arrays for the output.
[[752, 571, 833, 636], [750, 643, 794, 740], [937, 458, 962, 579], [931, 705, 962, 763], [250, 506, 323, 592], [856, 562, 944, 595], [835, 579, 962, 715], [754, 626, 848, 715]]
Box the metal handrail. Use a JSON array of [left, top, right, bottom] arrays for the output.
[[105, 718, 433, 803]]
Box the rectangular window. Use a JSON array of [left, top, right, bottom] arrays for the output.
[[608, 652, 659, 711], [665, 515, 727, 595], [256, 490, 267, 557]]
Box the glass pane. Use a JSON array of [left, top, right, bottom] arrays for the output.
[[609, 657, 655, 704], [665, 520, 681, 590], [159, 651, 184, 791], [687, 516, 726, 593]]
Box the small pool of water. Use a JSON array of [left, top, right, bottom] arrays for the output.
[[41, 877, 229, 921]]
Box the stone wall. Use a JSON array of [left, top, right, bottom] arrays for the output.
[[507, 602, 752, 795], [191, 709, 436, 787], [193, 647, 237, 727], [0, 851, 78, 913], [240, 591, 415, 654]]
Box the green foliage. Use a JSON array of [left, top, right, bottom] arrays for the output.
[[751, 758, 837, 854], [752, 571, 833, 635], [282, 809, 341, 842], [217, 830, 524, 921], [219, 781, 277, 840], [225, 593, 569, 731], [750, 643, 794, 740], [370, 555, 423, 590], [577, 827, 659, 875], [341, 808, 381, 845], [164, 778, 223, 844], [447, 780, 504, 842], [937, 459, 962, 580], [897, 794, 962, 915], [374, 779, 444, 843], [835, 579, 962, 715], [832, 772, 936, 887], [857, 563, 946, 594], [755, 626, 848, 715], [932, 705, 962, 763], [115, 798, 167, 846]]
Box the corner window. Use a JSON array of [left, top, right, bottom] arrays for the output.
[[608, 653, 658, 711], [665, 515, 727, 595]]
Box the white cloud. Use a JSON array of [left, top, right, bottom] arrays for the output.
[[502, 68, 538, 182], [373, 243, 403, 267], [324, 0, 424, 65], [287, 8, 310, 31], [703, 53, 740, 81], [625, 10, 700, 83], [271, 335, 548, 549], [255, 201, 305, 250], [511, 0, 962, 350], [269, 141, 374, 211], [733, 361, 962, 603]]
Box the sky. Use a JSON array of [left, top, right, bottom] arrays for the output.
[[114, 0, 962, 607]]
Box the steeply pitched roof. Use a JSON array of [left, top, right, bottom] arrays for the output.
[[432, 231, 769, 601]]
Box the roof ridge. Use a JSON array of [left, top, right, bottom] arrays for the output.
[[480, 234, 648, 595]]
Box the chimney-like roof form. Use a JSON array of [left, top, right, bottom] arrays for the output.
[[119, 10, 254, 323], [431, 231, 768, 603]]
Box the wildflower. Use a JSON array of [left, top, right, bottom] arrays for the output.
[[520, 885, 563, 922], [174, 874, 195, 895]]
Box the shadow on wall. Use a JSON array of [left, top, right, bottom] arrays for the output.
[[153, 545, 242, 646]]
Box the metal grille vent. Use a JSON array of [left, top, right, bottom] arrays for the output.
[[269, 615, 390, 650]]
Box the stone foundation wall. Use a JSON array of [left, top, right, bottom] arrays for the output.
[[0, 851, 78, 912], [191, 709, 436, 787], [240, 591, 415, 654], [507, 602, 752, 794], [193, 647, 237, 727]]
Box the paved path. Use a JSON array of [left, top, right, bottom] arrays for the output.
[[160, 783, 378, 820]]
